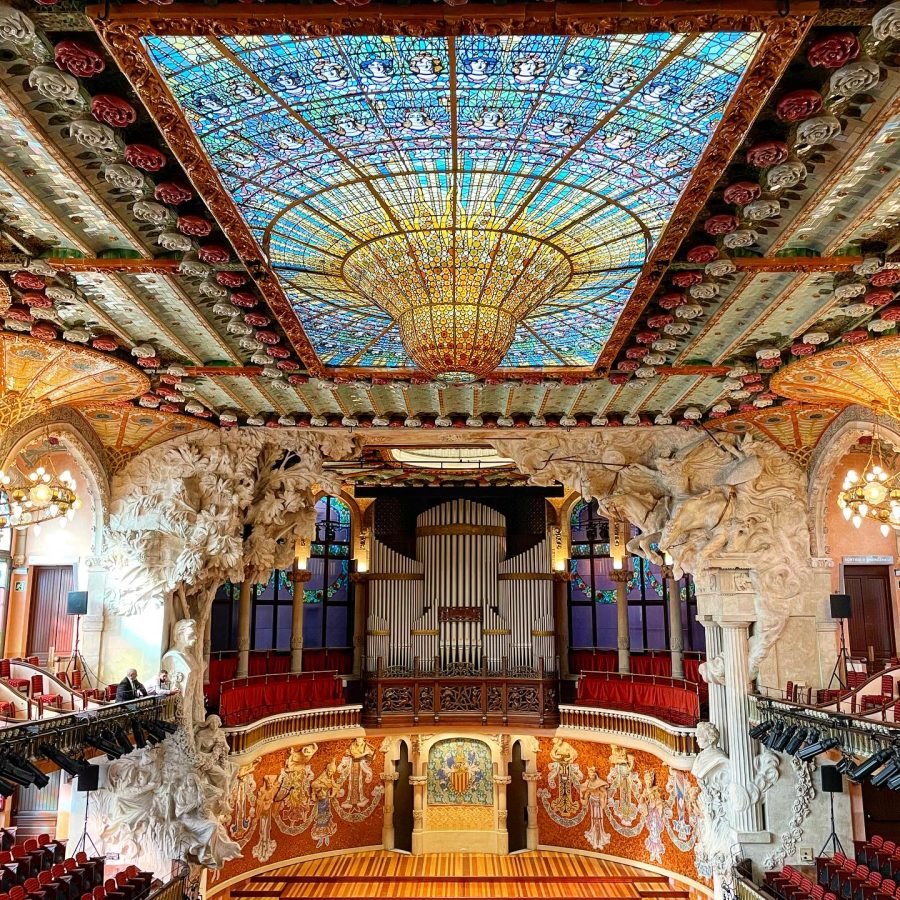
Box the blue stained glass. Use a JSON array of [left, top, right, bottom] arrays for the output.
[[145, 32, 761, 369]]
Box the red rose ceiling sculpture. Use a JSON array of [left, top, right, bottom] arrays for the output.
[[807, 32, 860, 68], [124, 144, 167, 172], [91, 94, 137, 128], [776, 89, 824, 122], [746, 140, 789, 167], [54, 40, 105, 77], [154, 182, 193, 205], [723, 181, 762, 205]]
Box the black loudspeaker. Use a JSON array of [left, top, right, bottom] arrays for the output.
[[76, 765, 99, 793], [830, 593, 852, 620], [822, 765, 844, 793], [66, 591, 88, 616]]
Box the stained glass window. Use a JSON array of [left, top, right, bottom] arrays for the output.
[[145, 32, 761, 369], [567, 499, 703, 657]]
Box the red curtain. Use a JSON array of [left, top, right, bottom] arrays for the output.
[[576, 673, 700, 723], [219, 672, 345, 726]]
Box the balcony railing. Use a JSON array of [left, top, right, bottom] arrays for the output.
[[223, 705, 362, 755], [363, 659, 557, 727], [146, 861, 193, 900], [559, 704, 699, 758]]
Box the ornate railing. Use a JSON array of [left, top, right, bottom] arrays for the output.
[[559, 705, 699, 758], [146, 861, 192, 900], [363, 670, 558, 727], [223, 705, 361, 755], [735, 869, 769, 900]]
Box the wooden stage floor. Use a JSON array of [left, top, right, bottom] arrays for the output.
[[223, 850, 694, 900]]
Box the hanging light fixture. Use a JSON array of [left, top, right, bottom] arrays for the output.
[[837, 421, 900, 537], [0, 441, 81, 532]]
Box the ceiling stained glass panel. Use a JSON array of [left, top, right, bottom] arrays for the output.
[[145, 32, 761, 369]]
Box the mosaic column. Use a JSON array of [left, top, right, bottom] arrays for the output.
[[381, 769, 399, 849], [662, 565, 684, 680], [236, 580, 252, 678], [721, 619, 765, 836], [495, 774, 511, 854], [523, 771, 541, 850], [290, 565, 311, 673], [409, 774, 428, 856], [610, 569, 631, 674], [700, 620, 727, 753]]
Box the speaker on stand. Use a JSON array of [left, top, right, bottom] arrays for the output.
[[74, 764, 100, 856], [828, 594, 853, 691], [63, 591, 91, 689], [819, 765, 845, 857]]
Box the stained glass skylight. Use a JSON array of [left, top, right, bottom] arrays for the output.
[[146, 33, 762, 370]]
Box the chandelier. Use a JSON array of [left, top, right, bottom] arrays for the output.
[[837, 425, 900, 536], [0, 451, 81, 532], [344, 226, 572, 381]]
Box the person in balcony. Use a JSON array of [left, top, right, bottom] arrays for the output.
[[145, 669, 170, 694], [115, 668, 148, 702]]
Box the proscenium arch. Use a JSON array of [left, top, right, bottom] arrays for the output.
[[807, 405, 900, 559]]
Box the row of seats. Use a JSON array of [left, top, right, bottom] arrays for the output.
[[856, 837, 900, 881], [765, 865, 837, 900], [0, 865, 151, 900], [816, 851, 900, 900]]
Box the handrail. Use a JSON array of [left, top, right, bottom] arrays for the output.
[[734, 871, 769, 900], [560, 704, 698, 758], [145, 860, 192, 900], [219, 669, 339, 692], [578, 669, 702, 693], [223, 705, 362, 754]]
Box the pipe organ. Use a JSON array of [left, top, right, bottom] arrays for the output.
[[366, 498, 556, 675]]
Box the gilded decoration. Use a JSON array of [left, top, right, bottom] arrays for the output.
[[91, 11, 811, 378], [537, 737, 702, 882], [76, 402, 215, 472], [427, 738, 493, 806], [0, 333, 148, 431], [712, 405, 843, 467], [221, 737, 385, 883], [771, 336, 900, 420]]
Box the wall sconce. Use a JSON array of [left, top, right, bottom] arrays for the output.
[[295, 535, 310, 571], [664, 550, 673, 566], [554, 558, 566, 572], [610, 518, 627, 570]]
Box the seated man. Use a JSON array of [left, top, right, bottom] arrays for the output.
[[115, 668, 147, 702]]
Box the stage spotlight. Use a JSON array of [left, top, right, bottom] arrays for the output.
[[153, 718, 177, 735], [835, 755, 854, 774], [784, 727, 809, 756], [870, 756, 900, 788], [5, 753, 49, 789], [39, 744, 89, 777], [141, 720, 167, 742], [0, 758, 39, 787], [848, 747, 893, 783], [762, 722, 784, 750], [0, 777, 14, 798], [750, 720, 774, 740], [886, 769, 900, 790], [796, 737, 841, 761], [86, 735, 122, 760], [108, 726, 133, 754], [772, 724, 798, 753], [130, 718, 146, 749]]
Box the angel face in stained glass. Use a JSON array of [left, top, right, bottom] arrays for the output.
[[559, 61, 591, 88], [361, 58, 393, 86], [224, 149, 257, 170], [273, 70, 305, 96], [652, 147, 689, 170], [599, 67, 638, 96], [542, 114, 577, 139], [473, 107, 507, 133], [677, 90, 717, 117], [275, 132, 306, 152], [601, 127, 637, 152], [511, 53, 546, 85], [409, 51, 442, 83], [402, 109, 435, 133], [638, 78, 675, 105], [313, 60, 349, 89], [195, 91, 226, 115], [233, 82, 265, 105], [460, 55, 497, 84], [331, 112, 368, 137]]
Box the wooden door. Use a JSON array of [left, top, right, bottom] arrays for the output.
[[507, 741, 528, 853], [11, 771, 60, 838], [863, 779, 900, 843], [393, 742, 413, 853], [844, 565, 896, 668], [27, 566, 75, 665]]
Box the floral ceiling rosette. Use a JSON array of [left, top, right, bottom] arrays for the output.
[[146, 32, 760, 378]]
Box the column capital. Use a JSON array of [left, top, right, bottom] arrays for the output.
[[288, 570, 312, 584], [609, 569, 632, 584], [660, 565, 675, 579], [719, 618, 753, 630], [522, 772, 542, 783], [494, 775, 512, 785], [409, 775, 428, 786], [381, 772, 400, 783]]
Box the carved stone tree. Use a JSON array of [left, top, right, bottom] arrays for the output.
[[493, 428, 834, 882], [95, 428, 358, 873]]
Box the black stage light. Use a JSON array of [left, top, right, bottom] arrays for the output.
[[86, 735, 122, 760], [153, 718, 177, 735], [835, 755, 855, 774], [5, 753, 49, 789], [130, 718, 146, 749], [772, 724, 798, 753], [848, 747, 893, 783], [39, 744, 89, 777], [0, 758, 40, 787], [762, 722, 784, 750], [796, 737, 841, 761], [750, 720, 775, 740], [785, 727, 809, 756], [141, 720, 166, 742], [109, 726, 133, 754], [0, 777, 14, 798], [887, 769, 900, 790], [871, 756, 900, 788]]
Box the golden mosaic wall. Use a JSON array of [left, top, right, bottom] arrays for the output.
[[536, 738, 702, 884]]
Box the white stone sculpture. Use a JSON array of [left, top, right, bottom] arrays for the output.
[[491, 428, 811, 676], [691, 722, 737, 882]]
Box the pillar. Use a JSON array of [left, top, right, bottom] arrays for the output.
[[721, 619, 765, 836], [523, 771, 541, 850], [495, 774, 511, 854], [236, 579, 252, 678], [381, 768, 399, 849], [611, 569, 631, 674], [702, 621, 728, 753], [290, 564, 310, 673], [81, 557, 107, 687], [352, 575, 367, 680], [553, 573, 570, 679], [409, 774, 427, 855], [662, 565, 684, 680]]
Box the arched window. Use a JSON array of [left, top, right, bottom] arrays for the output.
[[304, 496, 353, 651], [567, 499, 703, 653]]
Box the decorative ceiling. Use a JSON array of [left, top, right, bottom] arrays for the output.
[[144, 32, 761, 375], [0, 0, 896, 450]]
